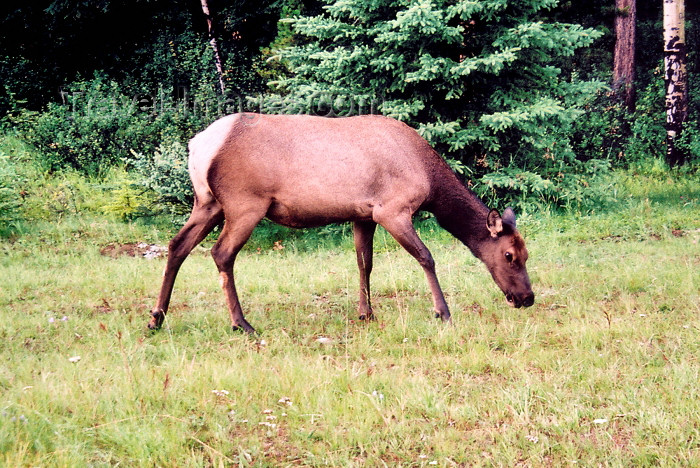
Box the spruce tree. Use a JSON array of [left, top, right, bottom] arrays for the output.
[[268, 0, 606, 209]]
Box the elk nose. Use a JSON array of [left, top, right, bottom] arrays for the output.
[[522, 293, 535, 308]]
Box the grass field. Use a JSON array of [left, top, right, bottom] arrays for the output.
[[1, 168, 699, 466]]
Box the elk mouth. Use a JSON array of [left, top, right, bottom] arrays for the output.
[[505, 292, 535, 308]]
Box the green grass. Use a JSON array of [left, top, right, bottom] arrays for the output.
[[1, 167, 699, 466]]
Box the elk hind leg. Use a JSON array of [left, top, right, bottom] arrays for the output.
[[210, 208, 266, 333], [353, 221, 376, 321], [149, 199, 223, 329]]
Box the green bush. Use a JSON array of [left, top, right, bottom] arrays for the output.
[[568, 67, 698, 169], [130, 138, 193, 217], [0, 153, 24, 235], [19, 73, 221, 178], [477, 158, 615, 214], [625, 72, 667, 162], [21, 75, 150, 176]]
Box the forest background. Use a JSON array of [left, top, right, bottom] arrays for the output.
[[0, 0, 698, 230]]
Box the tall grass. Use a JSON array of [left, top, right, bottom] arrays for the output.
[[1, 165, 698, 466]]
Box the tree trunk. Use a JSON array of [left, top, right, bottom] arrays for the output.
[[200, 0, 227, 96], [613, 0, 636, 111], [663, 0, 688, 166]]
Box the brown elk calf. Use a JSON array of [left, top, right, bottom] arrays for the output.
[[149, 113, 534, 333]]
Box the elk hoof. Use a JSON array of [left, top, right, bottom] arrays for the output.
[[232, 320, 256, 334], [435, 311, 451, 322], [148, 310, 165, 330], [358, 311, 375, 321]]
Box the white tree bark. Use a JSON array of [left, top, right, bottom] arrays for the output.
[[200, 0, 227, 96], [663, 0, 688, 166]]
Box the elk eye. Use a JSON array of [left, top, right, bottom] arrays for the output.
[[505, 252, 513, 263]]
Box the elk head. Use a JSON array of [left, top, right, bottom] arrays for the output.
[[484, 208, 534, 308]]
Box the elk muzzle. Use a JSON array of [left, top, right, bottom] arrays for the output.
[[505, 291, 535, 308]]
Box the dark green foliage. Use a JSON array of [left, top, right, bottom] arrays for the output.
[[551, 0, 700, 167], [569, 65, 699, 170], [20, 74, 208, 177], [130, 138, 194, 216], [24, 77, 145, 175], [0, 1, 295, 116], [477, 158, 615, 213], [0, 153, 24, 234]]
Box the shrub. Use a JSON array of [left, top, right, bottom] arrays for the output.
[[21, 75, 152, 176], [130, 138, 193, 217], [20, 73, 222, 178], [477, 158, 615, 214], [0, 153, 24, 234]]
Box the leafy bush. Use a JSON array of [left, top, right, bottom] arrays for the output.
[[19, 73, 222, 178], [20, 75, 150, 176], [0, 153, 24, 234], [676, 125, 700, 163], [613, 66, 698, 166], [477, 158, 615, 214], [130, 138, 193, 217], [569, 66, 697, 169], [624, 71, 667, 162]]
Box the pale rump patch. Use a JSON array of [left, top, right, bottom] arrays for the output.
[[188, 114, 240, 204]]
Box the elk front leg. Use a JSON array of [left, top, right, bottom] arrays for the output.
[[376, 213, 451, 322], [353, 221, 377, 321]]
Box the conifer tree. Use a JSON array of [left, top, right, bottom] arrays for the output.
[[269, 0, 605, 206]]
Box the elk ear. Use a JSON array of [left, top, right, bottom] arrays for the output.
[[502, 207, 516, 229], [486, 209, 503, 238]]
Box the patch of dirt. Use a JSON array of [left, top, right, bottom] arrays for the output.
[[100, 242, 167, 259], [94, 298, 113, 314]]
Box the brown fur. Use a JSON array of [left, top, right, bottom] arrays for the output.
[[148, 113, 534, 333]]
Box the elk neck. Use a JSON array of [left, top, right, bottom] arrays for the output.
[[426, 168, 493, 260]]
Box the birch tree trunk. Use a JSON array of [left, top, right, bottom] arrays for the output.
[[613, 0, 636, 111], [663, 0, 688, 166], [200, 0, 227, 96]]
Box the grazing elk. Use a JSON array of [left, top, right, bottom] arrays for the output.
[[148, 113, 534, 333]]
